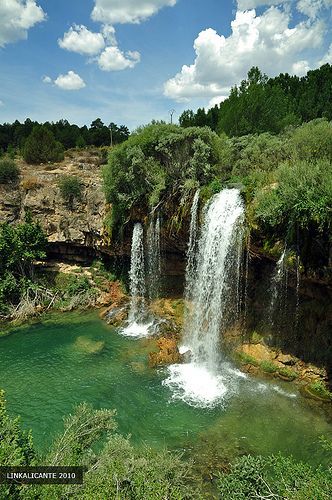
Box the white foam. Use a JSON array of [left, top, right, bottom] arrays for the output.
[[272, 386, 297, 398], [163, 363, 230, 408], [120, 320, 154, 338], [178, 345, 191, 354]]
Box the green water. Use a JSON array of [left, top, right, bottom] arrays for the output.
[[0, 311, 331, 468]]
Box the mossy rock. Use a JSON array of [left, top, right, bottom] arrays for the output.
[[302, 382, 332, 402], [277, 368, 298, 381], [74, 336, 105, 355]]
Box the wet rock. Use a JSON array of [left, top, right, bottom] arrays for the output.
[[276, 353, 296, 366], [148, 337, 183, 367], [104, 305, 129, 327], [241, 343, 272, 362], [74, 336, 105, 354]]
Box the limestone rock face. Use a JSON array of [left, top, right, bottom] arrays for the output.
[[0, 151, 106, 248]]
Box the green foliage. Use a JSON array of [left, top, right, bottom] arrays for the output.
[[0, 158, 20, 184], [0, 214, 47, 312], [103, 124, 230, 230], [278, 367, 298, 380], [23, 125, 64, 164], [217, 453, 332, 500], [255, 159, 332, 232], [54, 273, 91, 297], [260, 360, 278, 373], [307, 381, 332, 401], [290, 119, 332, 162], [58, 175, 83, 208], [237, 352, 259, 367], [179, 64, 332, 136], [0, 390, 35, 499]]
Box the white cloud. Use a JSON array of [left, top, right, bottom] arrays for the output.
[[42, 75, 52, 83], [54, 71, 86, 90], [207, 96, 227, 109], [91, 0, 177, 24], [0, 0, 46, 47], [297, 0, 332, 18], [164, 7, 326, 101], [58, 24, 105, 56], [0, 100, 4, 106], [319, 42, 332, 64], [237, 0, 285, 9], [98, 46, 140, 71]]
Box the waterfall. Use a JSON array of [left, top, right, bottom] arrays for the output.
[[185, 190, 200, 299], [268, 248, 288, 330], [164, 189, 246, 407], [183, 189, 245, 368], [147, 215, 161, 300], [122, 223, 152, 337]]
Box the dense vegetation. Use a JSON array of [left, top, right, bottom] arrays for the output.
[[0, 214, 47, 315], [103, 117, 332, 272], [103, 123, 230, 229], [179, 64, 332, 136], [0, 118, 129, 157], [0, 158, 20, 184], [0, 390, 331, 499]]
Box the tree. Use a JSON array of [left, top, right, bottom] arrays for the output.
[[0, 159, 20, 184], [23, 125, 64, 164], [58, 175, 83, 209]]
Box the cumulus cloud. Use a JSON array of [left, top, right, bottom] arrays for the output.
[[237, 0, 285, 9], [164, 7, 326, 101], [319, 42, 332, 64], [58, 24, 105, 56], [0, 0, 46, 47], [42, 75, 52, 83], [297, 0, 332, 18], [53, 71, 86, 90], [98, 46, 140, 70], [91, 0, 177, 24]]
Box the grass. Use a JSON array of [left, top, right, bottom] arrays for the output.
[[306, 381, 332, 401], [278, 367, 298, 380], [260, 361, 278, 374]]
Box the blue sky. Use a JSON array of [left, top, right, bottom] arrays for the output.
[[0, 0, 331, 130]]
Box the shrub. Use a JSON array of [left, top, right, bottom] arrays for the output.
[[254, 159, 332, 232], [217, 453, 332, 499], [290, 118, 332, 162], [58, 175, 83, 208], [21, 176, 43, 190], [103, 124, 231, 230], [23, 125, 64, 164], [0, 159, 20, 184]]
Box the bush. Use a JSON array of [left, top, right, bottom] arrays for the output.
[[0, 159, 20, 184], [103, 124, 231, 230], [23, 125, 64, 164], [21, 176, 43, 190], [58, 175, 83, 208], [217, 453, 332, 499], [290, 118, 332, 162], [254, 159, 332, 232]]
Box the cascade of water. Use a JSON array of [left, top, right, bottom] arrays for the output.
[[164, 189, 246, 407], [243, 230, 251, 322], [128, 223, 146, 323], [183, 189, 245, 370], [185, 190, 200, 299], [269, 248, 288, 329], [295, 254, 300, 329], [147, 215, 161, 300], [122, 223, 153, 337]]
